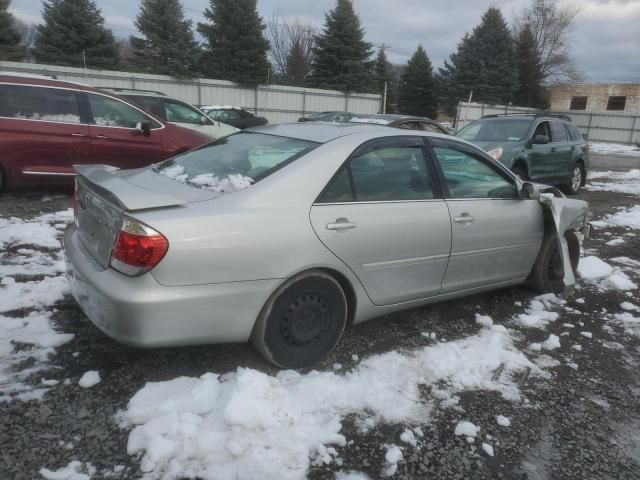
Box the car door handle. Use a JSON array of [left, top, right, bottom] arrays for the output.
[[96, 135, 110, 140], [71, 133, 88, 138], [453, 214, 475, 224], [326, 219, 357, 231]]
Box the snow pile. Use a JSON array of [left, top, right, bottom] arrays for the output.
[[454, 421, 479, 438], [475, 313, 493, 328], [383, 444, 403, 476], [577, 256, 637, 291], [158, 164, 188, 182], [39, 460, 93, 480], [592, 206, 640, 230], [541, 334, 561, 351], [611, 312, 640, 337], [0, 209, 74, 402], [496, 415, 511, 427], [589, 143, 640, 156], [513, 294, 561, 329], [121, 325, 539, 480], [335, 472, 371, 480], [78, 371, 101, 389]]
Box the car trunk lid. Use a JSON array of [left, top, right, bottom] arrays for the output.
[[74, 164, 220, 268]]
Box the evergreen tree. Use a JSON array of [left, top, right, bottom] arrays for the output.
[[32, 0, 117, 69], [286, 39, 307, 86], [439, 7, 518, 109], [198, 0, 270, 86], [0, 0, 24, 61], [514, 23, 546, 108], [397, 45, 437, 118], [308, 0, 372, 92], [372, 46, 392, 95], [130, 0, 200, 78]]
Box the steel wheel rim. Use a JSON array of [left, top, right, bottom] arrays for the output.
[[280, 292, 331, 348], [572, 166, 582, 191]]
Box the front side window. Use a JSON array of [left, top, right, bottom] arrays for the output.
[[156, 132, 317, 193], [532, 121, 551, 140], [164, 100, 210, 125], [88, 94, 159, 128], [457, 119, 532, 142], [0, 84, 81, 123], [433, 145, 517, 199], [549, 121, 568, 142]]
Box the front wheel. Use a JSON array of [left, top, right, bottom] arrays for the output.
[[251, 271, 347, 369], [530, 231, 566, 294], [566, 163, 584, 195]]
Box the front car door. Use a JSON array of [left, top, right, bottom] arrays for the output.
[[310, 137, 452, 306], [528, 120, 554, 179], [0, 83, 90, 186], [548, 120, 574, 181], [429, 138, 544, 293], [84, 92, 166, 169]]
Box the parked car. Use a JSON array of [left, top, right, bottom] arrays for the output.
[[199, 105, 268, 130], [298, 111, 356, 123], [456, 113, 589, 194], [102, 88, 238, 139], [0, 74, 210, 191], [351, 114, 451, 134], [65, 122, 590, 368]]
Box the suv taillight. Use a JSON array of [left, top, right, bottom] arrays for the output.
[[110, 218, 168, 276]]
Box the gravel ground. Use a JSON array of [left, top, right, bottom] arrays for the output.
[[1, 153, 639, 480]]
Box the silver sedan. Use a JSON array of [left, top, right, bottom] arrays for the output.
[[64, 123, 591, 368]]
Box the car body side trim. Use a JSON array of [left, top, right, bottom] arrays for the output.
[[450, 243, 539, 259], [22, 170, 77, 176], [362, 253, 450, 271]]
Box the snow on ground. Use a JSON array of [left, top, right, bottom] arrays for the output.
[[78, 371, 101, 389], [496, 415, 511, 427], [481, 443, 495, 457], [587, 169, 640, 196], [589, 143, 640, 156], [610, 312, 640, 338], [513, 294, 562, 329], [577, 256, 637, 292], [454, 421, 480, 438], [120, 324, 540, 480], [335, 471, 371, 480], [383, 444, 403, 476], [592, 205, 640, 230], [39, 460, 94, 480], [0, 208, 74, 402]]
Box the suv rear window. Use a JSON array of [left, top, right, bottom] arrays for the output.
[[0, 84, 81, 123], [156, 132, 318, 193], [457, 119, 532, 142], [549, 121, 568, 142]]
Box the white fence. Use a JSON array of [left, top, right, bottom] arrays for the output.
[[455, 101, 640, 145], [0, 61, 382, 124]]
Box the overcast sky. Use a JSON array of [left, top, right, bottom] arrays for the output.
[[10, 0, 640, 82]]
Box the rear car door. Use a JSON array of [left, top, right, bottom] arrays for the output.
[[429, 138, 543, 292], [549, 120, 573, 181], [310, 137, 452, 306], [84, 92, 166, 169], [0, 83, 90, 185]]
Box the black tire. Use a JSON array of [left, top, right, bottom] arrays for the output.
[[530, 231, 566, 294], [251, 271, 347, 369], [565, 162, 585, 195], [565, 230, 580, 274], [512, 165, 527, 180]]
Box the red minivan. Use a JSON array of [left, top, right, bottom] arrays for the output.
[[0, 73, 210, 191]]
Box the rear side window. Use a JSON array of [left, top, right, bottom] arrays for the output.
[[156, 132, 317, 192], [565, 123, 582, 141], [0, 84, 81, 123], [319, 168, 354, 203], [128, 96, 164, 119], [549, 121, 568, 142], [88, 94, 160, 129]]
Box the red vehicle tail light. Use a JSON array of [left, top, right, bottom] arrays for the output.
[[110, 218, 168, 276]]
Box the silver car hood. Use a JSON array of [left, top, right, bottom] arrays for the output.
[[75, 165, 221, 211]]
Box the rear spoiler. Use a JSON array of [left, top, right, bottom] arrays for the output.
[[74, 164, 188, 211]]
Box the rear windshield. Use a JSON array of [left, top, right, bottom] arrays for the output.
[[155, 132, 318, 193], [457, 119, 532, 142]]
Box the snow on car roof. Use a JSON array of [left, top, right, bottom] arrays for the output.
[[200, 105, 242, 110]]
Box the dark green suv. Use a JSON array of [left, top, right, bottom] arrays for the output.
[[456, 114, 589, 194]]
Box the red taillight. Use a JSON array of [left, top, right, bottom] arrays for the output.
[[110, 218, 168, 276]]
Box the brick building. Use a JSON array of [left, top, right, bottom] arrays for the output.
[[548, 83, 640, 114]]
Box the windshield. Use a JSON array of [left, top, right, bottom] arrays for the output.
[[155, 132, 318, 193], [457, 119, 532, 142], [164, 101, 211, 125]]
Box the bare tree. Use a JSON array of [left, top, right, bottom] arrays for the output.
[[15, 18, 38, 52], [267, 15, 316, 85], [514, 0, 582, 83]]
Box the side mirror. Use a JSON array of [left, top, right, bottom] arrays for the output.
[[521, 182, 538, 200], [136, 121, 151, 137], [200, 116, 210, 125], [532, 134, 549, 145]]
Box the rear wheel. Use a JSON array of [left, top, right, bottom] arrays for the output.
[[530, 231, 566, 294], [251, 271, 347, 369], [566, 162, 584, 195]]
